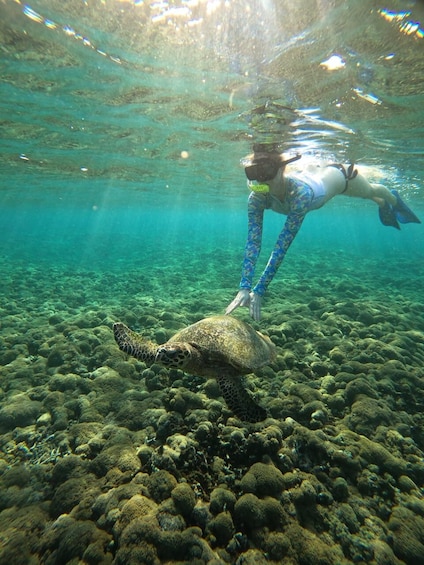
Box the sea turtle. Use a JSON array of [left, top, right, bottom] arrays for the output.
[[113, 315, 276, 423]]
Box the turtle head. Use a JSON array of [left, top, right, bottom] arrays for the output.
[[155, 342, 198, 368]]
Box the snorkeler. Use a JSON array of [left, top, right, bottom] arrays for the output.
[[226, 144, 421, 322]]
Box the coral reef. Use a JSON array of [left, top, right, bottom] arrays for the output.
[[0, 260, 424, 564]]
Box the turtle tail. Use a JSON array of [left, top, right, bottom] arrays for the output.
[[113, 322, 157, 365], [216, 375, 267, 423]]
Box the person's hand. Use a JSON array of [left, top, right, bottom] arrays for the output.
[[225, 289, 251, 315], [249, 291, 262, 322]]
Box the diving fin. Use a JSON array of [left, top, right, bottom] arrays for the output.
[[379, 201, 400, 230], [391, 190, 421, 224]]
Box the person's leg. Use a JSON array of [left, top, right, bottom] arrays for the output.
[[321, 165, 420, 229], [318, 165, 394, 204], [345, 174, 420, 226], [314, 165, 419, 228], [344, 175, 397, 206]]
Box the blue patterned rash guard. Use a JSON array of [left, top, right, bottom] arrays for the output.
[[239, 173, 327, 296]]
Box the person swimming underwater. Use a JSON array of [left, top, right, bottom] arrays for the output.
[[226, 145, 421, 321]]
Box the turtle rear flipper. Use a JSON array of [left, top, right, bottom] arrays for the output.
[[216, 375, 267, 423]]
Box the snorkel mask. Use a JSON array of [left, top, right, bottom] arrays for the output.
[[244, 153, 301, 183], [245, 159, 280, 182]]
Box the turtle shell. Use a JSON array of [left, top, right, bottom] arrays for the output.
[[167, 315, 276, 374]]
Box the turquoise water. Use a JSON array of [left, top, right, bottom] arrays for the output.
[[1, 2, 424, 564], [1, 0, 423, 284]]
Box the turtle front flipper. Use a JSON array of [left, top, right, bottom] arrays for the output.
[[113, 322, 157, 365], [216, 375, 267, 423]]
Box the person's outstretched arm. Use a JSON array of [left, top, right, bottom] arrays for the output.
[[252, 209, 306, 297], [246, 209, 306, 321], [226, 193, 265, 316]]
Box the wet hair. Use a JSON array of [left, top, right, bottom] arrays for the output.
[[251, 143, 283, 165], [252, 142, 280, 154], [243, 148, 283, 169]]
